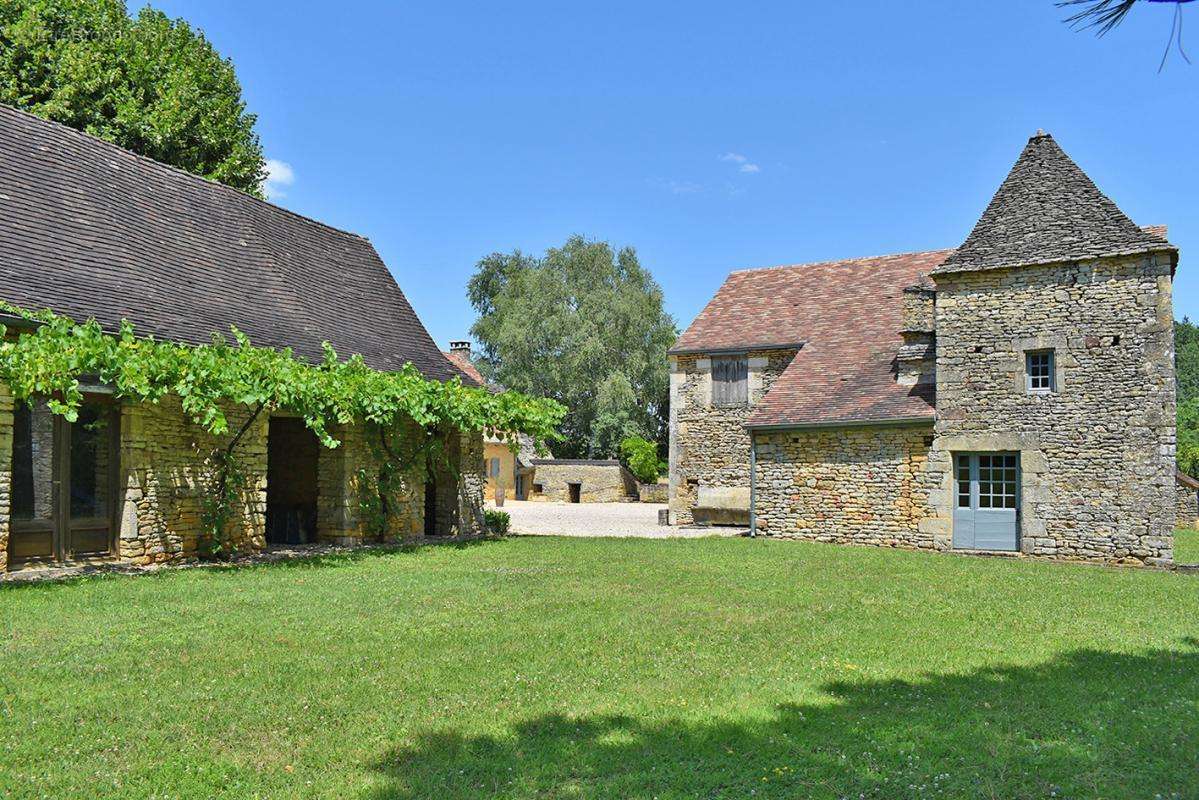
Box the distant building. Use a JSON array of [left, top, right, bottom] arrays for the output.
[[443, 341, 541, 501]]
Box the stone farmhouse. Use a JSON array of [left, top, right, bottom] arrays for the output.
[[0, 105, 485, 571], [670, 131, 1179, 565]]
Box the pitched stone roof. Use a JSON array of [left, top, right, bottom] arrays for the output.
[[0, 104, 467, 382], [673, 250, 948, 428], [935, 131, 1175, 275]]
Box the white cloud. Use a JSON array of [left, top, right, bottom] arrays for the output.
[[649, 177, 703, 195], [263, 158, 295, 200], [720, 151, 760, 174], [667, 179, 702, 195]]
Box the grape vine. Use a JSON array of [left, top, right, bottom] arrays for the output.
[[0, 303, 564, 552]]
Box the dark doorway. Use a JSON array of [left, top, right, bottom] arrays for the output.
[[568, 483, 581, 504], [266, 418, 319, 545], [424, 473, 438, 536]]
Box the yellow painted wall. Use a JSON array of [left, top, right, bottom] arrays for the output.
[[483, 441, 520, 501]]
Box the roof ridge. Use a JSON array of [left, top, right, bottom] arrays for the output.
[[0, 102, 372, 244], [729, 246, 955, 275]]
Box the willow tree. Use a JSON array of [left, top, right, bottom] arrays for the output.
[[468, 236, 676, 459]]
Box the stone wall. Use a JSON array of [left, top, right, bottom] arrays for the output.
[[638, 481, 668, 503], [2, 390, 487, 570], [119, 397, 268, 564], [668, 348, 796, 524], [1176, 472, 1199, 531], [315, 420, 425, 545], [752, 423, 938, 548], [929, 253, 1176, 565], [434, 429, 485, 535], [529, 460, 636, 502]]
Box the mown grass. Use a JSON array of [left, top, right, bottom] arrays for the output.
[[1177, 528, 1199, 564], [1, 537, 1197, 799]]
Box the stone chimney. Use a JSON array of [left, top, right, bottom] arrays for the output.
[[449, 340, 471, 354], [896, 280, 935, 387]]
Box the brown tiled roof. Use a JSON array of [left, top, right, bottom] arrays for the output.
[[0, 103, 465, 382], [935, 132, 1175, 275], [673, 250, 948, 428], [443, 349, 485, 384]]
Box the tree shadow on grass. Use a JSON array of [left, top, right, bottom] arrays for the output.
[[368, 642, 1199, 799]]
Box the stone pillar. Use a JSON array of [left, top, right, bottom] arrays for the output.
[[317, 420, 431, 544], [117, 398, 268, 564], [430, 428, 484, 536], [317, 422, 370, 544]]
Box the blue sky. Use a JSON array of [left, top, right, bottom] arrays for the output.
[[151, 0, 1199, 348]]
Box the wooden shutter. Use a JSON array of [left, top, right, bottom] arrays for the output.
[[712, 356, 748, 405]]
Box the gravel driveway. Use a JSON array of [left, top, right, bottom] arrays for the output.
[[491, 499, 746, 538]]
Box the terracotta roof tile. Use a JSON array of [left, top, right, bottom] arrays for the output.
[[673, 249, 948, 428], [443, 349, 485, 385], [0, 103, 461, 381]]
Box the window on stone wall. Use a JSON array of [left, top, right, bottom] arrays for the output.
[[1025, 349, 1055, 393], [712, 355, 748, 406]]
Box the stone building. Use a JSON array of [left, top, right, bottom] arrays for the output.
[[443, 341, 540, 502], [0, 104, 485, 572], [526, 460, 638, 503], [670, 131, 1179, 565]]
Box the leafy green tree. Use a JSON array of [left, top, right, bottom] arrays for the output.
[[1177, 318, 1199, 477], [0, 0, 265, 194], [468, 235, 677, 458], [620, 435, 666, 484]]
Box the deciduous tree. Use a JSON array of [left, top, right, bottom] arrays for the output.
[[0, 0, 265, 194], [468, 235, 677, 458]]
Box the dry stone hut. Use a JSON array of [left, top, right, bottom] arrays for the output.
[[526, 460, 638, 503], [671, 131, 1180, 565], [0, 105, 485, 571]]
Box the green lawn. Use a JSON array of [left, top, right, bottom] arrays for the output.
[[1177, 528, 1199, 564], [1, 538, 1197, 799]]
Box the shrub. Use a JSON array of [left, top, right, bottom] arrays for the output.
[[484, 509, 511, 535], [620, 436, 666, 484]]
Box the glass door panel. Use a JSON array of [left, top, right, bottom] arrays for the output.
[[9, 401, 59, 562], [67, 401, 118, 556], [7, 397, 118, 566]]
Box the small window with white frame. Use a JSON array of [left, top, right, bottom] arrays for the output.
[[1025, 349, 1055, 393], [711, 355, 748, 406]]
